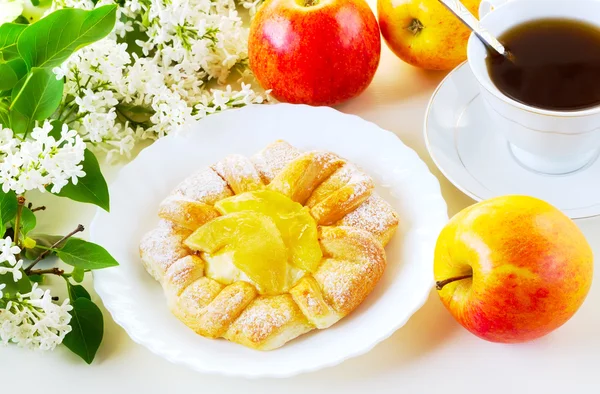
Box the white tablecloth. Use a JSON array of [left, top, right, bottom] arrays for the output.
[[3, 2, 599, 392]]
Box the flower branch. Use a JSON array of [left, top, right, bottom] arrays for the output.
[[24, 224, 85, 273], [28, 267, 65, 276]]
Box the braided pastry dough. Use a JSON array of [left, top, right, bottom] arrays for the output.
[[140, 140, 399, 350]]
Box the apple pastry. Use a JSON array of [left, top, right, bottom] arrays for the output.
[[139, 140, 399, 350]]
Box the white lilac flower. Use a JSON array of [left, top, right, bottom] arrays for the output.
[[0, 121, 86, 194], [0, 237, 20, 267], [0, 284, 72, 351], [47, 0, 270, 161], [0, 0, 24, 25], [0, 284, 5, 299], [0, 237, 23, 283]]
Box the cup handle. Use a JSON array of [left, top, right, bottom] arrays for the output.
[[479, 0, 509, 18]]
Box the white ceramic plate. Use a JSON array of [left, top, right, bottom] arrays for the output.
[[91, 103, 448, 378], [425, 62, 600, 219]]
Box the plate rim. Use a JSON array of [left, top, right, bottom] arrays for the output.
[[91, 103, 449, 378]]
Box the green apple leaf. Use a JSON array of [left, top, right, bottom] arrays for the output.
[[17, 5, 117, 69], [50, 149, 110, 211], [57, 238, 119, 270], [63, 297, 103, 364]]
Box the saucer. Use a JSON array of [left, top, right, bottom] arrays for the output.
[[425, 62, 600, 219]]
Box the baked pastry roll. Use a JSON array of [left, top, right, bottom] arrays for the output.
[[140, 140, 399, 350]]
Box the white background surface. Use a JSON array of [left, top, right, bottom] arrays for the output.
[[2, 1, 599, 392]]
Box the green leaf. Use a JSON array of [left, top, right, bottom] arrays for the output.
[[17, 5, 117, 69], [49, 118, 63, 140], [9, 108, 29, 135], [0, 23, 27, 52], [50, 149, 110, 211], [116, 103, 154, 124], [57, 238, 118, 270], [0, 189, 17, 225], [28, 274, 44, 283], [10, 67, 64, 134], [0, 104, 9, 126], [68, 282, 91, 300], [63, 297, 103, 364], [33, 233, 63, 247], [20, 207, 36, 235], [116, 20, 146, 58], [13, 16, 30, 25], [0, 57, 27, 91], [25, 233, 62, 260], [71, 267, 85, 283], [0, 269, 32, 297]]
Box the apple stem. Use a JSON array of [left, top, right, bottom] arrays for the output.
[[304, 0, 319, 6], [407, 18, 424, 36], [435, 274, 473, 291]]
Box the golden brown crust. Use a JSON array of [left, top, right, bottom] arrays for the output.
[[289, 276, 342, 329], [139, 220, 192, 281], [196, 281, 258, 338], [212, 154, 264, 194], [251, 140, 301, 184], [163, 255, 205, 297], [306, 163, 375, 225], [224, 294, 313, 350], [337, 193, 400, 246], [170, 167, 233, 203], [158, 197, 220, 231], [267, 151, 345, 204], [171, 277, 224, 334], [140, 140, 398, 351], [315, 226, 386, 315]]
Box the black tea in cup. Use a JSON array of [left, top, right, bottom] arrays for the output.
[[486, 18, 600, 111]]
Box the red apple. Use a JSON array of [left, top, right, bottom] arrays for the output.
[[248, 0, 381, 106], [434, 195, 594, 343]]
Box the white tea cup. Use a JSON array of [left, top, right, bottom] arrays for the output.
[[467, 0, 600, 175]]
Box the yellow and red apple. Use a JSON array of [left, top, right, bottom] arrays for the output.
[[434, 195, 593, 342], [378, 0, 481, 70], [248, 0, 381, 106]]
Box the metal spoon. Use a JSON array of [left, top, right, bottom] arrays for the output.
[[437, 0, 515, 62]]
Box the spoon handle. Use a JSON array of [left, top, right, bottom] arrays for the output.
[[437, 0, 508, 56]]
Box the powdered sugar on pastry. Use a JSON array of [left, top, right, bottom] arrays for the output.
[[307, 163, 374, 225], [337, 193, 399, 246], [172, 167, 232, 204], [251, 140, 301, 183], [139, 220, 192, 281], [212, 154, 264, 194], [226, 295, 311, 349], [139, 140, 399, 351]]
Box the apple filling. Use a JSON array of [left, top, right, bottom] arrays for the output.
[[184, 190, 322, 295]]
